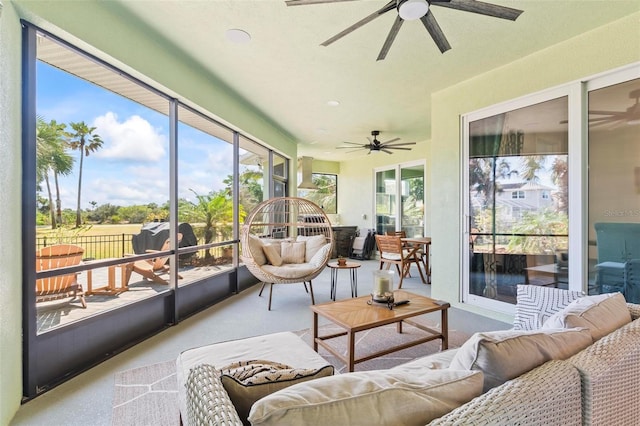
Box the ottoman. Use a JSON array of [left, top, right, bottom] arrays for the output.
[[176, 332, 333, 424]]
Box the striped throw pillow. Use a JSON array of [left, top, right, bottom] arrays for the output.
[[513, 285, 583, 330]]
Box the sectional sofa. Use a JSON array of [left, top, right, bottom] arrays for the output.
[[177, 290, 640, 425]]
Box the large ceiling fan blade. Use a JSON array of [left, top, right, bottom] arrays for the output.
[[285, 0, 360, 6], [383, 142, 417, 147], [420, 11, 451, 53], [588, 110, 626, 116], [385, 147, 412, 151], [377, 16, 404, 61], [321, 0, 395, 46], [380, 137, 401, 144], [340, 141, 366, 145], [432, 0, 523, 21], [380, 148, 394, 154]]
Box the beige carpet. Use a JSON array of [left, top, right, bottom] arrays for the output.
[[112, 321, 470, 425]]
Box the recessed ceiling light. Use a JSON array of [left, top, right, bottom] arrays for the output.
[[327, 100, 340, 107], [225, 29, 251, 44]]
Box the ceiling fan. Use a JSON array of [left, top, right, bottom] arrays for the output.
[[285, 0, 524, 60], [589, 88, 640, 127], [337, 130, 416, 154], [559, 88, 640, 128]]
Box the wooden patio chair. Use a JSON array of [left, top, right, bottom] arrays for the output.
[[36, 244, 86, 308], [122, 233, 183, 285], [375, 234, 426, 289]]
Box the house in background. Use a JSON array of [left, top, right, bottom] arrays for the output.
[[498, 181, 555, 222]]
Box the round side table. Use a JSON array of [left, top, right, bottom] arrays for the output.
[[327, 260, 361, 301]]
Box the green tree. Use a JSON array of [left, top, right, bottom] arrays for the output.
[[518, 155, 546, 183], [469, 157, 513, 210], [67, 121, 103, 228], [507, 209, 569, 254], [87, 203, 119, 223], [224, 169, 264, 214], [36, 118, 74, 228], [300, 174, 337, 213], [180, 190, 242, 259], [118, 205, 152, 223]]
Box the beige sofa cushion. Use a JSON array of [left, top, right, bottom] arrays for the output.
[[542, 292, 631, 340], [248, 369, 483, 426], [260, 263, 318, 279], [262, 244, 283, 266], [449, 327, 592, 392], [297, 234, 327, 262], [280, 241, 306, 264], [248, 235, 268, 266], [392, 348, 459, 372]]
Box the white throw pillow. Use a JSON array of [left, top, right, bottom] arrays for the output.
[[248, 235, 267, 266], [280, 241, 306, 264], [449, 327, 593, 392], [542, 292, 631, 340], [248, 369, 483, 426], [513, 285, 583, 330], [262, 244, 283, 266], [297, 234, 327, 262]]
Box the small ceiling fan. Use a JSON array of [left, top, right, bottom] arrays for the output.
[[337, 130, 416, 154], [285, 0, 524, 60]]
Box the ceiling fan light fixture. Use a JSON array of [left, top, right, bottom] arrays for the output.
[[397, 0, 429, 21]]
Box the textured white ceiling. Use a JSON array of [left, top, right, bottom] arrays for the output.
[[114, 0, 640, 160]]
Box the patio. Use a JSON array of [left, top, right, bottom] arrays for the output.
[[36, 263, 234, 333]]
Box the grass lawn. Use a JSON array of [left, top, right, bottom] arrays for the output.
[[36, 223, 145, 237]]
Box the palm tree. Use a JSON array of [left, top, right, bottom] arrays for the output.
[[519, 155, 546, 183], [36, 118, 74, 228], [181, 190, 243, 259], [67, 121, 103, 228]]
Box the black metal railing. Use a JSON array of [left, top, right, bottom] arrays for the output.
[[36, 234, 135, 260]]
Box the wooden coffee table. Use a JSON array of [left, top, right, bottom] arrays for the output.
[[310, 290, 450, 372]]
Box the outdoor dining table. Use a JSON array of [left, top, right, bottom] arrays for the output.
[[401, 237, 431, 284]]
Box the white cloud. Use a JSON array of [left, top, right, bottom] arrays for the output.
[[93, 112, 166, 161]]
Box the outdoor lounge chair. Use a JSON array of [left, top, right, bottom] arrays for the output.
[[122, 233, 183, 285], [240, 197, 333, 310], [36, 244, 86, 308]]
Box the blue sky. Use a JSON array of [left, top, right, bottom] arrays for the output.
[[37, 61, 237, 210]]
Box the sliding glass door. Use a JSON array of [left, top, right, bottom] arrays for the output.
[[587, 75, 640, 302], [463, 64, 640, 312], [375, 162, 426, 237], [464, 94, 570, 308]]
